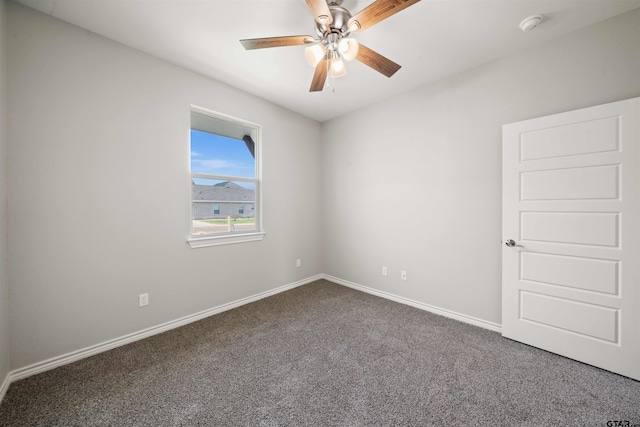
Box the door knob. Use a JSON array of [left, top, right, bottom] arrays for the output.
[[505, 239, 516, 247]]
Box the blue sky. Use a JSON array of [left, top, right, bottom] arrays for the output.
[[190, 130, 255, 179]]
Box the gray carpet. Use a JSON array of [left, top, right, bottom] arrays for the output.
[[0, 279, 638, 426]]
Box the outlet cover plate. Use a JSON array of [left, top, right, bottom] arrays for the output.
[[139, 293, 149, 307]]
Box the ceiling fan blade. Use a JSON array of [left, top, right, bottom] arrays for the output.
[[309, 53, 331, 92], [355, 44, 401, 77], [305, 0, 333, 26], [348, 0, 421, 33], [240, 35, 315, 50]]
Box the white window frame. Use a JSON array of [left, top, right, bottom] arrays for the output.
[[187, 106, 264, 248]]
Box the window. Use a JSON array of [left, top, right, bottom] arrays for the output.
[[188, 106, 263, 248]]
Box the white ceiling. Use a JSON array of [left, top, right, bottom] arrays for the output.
[[15, 0, 640, 122]]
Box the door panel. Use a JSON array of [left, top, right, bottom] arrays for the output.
[[502, 97, 640, 380], [521, 165, 619, 200], [520, 291, 618, 343], [520, 116, 619, 161], [520, 212, 619, 246], [520, 252, 618, 294]]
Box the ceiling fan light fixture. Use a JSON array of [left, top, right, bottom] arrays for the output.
[[331, 57, 347, 78], [305, 43, 326, 67], [338, 38, 359, 61], [240, 0, 422, 92]]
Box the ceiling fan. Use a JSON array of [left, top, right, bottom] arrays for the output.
[[240, 0, 421, 92]]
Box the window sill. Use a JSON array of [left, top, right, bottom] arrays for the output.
[[187, 231, 265, 249]]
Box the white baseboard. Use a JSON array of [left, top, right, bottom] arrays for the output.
[[323, 274, 502, 333], [0, 373, 9, 403], [8, 274, 323, 383]]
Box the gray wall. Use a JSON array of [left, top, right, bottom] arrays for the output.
[[322, 9, 640, 326], [6, 3, 323, 370], [0, 0, 10, 389]]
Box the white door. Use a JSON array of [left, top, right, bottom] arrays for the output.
[[502, 97, 640, 381]]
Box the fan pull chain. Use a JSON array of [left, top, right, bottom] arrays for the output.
[[328, 56, 335, 92], [326, 57, 331, 91]]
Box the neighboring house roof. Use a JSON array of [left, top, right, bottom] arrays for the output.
[[192, 180, 255, 202]]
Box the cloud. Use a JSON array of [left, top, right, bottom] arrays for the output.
[[191, 151, 202, 157]]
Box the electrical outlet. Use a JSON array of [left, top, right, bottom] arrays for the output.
[[139, 293, 149, 307], [296, 258, 301, 268], [401, 270, 407, 281], [382, 266, 388, 276]]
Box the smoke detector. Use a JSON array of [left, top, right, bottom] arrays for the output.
[[519, 15, 544, 32]]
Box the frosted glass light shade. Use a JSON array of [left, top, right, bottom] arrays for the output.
[[305, 44, 325, 67], [331, 58, 347, 78], [338, 38, 359, 61]]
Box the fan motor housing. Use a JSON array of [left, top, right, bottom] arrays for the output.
[[315, 6, 352, 38]]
